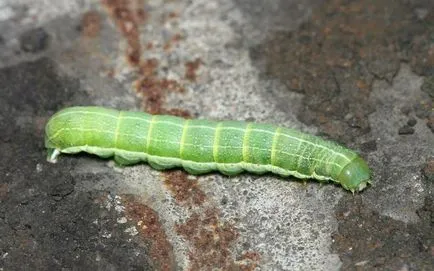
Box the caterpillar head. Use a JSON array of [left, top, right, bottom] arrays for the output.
[[338, 156, 371, 193]]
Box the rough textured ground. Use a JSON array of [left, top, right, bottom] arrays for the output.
[[0, 0, 432, 270]]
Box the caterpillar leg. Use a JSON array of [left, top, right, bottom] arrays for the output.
[[217, 164, 243, 175], [147, 156, 178, 170], [182, 161, 215, 175], [114, 154, 141, 166], [47, 148, 61, 163], [242, 163, 268, 174]]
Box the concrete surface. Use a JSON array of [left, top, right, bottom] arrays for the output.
[[0, 0, 433, 270]]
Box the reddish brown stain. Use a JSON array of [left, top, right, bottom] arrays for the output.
[[185, 58, 202, 82], [164, 108, 192, 118], [422, 159, 434, 181], [81, 11, 101, 38], [171, 33, 183, 43], [134, 0, 147, 22], [163, 33, 184, 52], [105, 67, 116, 78], [237, 251, 261, 271], [160, 169, 260, 269], [138, 58, 159, 77], [162, 171, 260, 269], [101, 0, 147, 66], [101, 0, 193, 117], [134, 59, 189, 116], [167, 12, 178, 19], [34, 117, 47, 134], [162, 170, 206, 207], [145, 41, 154, 50], [176, 208, 240, 271], [135, 76, 187, 115], [427, 115, 434, 133], [0, 183, 8, 201], [122, 194, 175, 271]]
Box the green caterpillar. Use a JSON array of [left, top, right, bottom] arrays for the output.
[[45, 106, 371, 192]]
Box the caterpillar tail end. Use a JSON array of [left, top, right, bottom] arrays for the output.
[[47, 149, 60, 163]]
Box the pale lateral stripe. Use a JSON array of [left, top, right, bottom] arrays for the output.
[[146, 115, 155, 152], [49, 109, 351, 162], [179, 119, 190, 159], [242, 123, 252, 162], [48, 127, 344, 169], [270, 127, 281, 166]]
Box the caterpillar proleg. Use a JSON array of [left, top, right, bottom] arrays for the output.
[[45, 106, 371, 192]]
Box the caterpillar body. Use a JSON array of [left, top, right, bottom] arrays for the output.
[[45, 106, 371, 192]]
